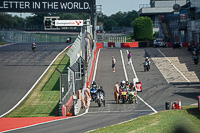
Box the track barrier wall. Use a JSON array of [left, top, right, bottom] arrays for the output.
[[103, 42, 139, 48], [87, 42, 103, 87]]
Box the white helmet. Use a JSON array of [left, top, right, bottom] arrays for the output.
[[120, 80, 126, 88], [146, 57, 149, 59], [121, 80, 126, 84]]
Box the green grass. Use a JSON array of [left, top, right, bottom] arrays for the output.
[[6, 48, 70, 117], [89, 106, 200, 133], [0, 41, 7, 45], [126, 35, 132, 42]]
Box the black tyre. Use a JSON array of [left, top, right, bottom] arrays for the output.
[[144, 66, 147, 72], [92, 95, 94, 101], [129, 96, 132, 104], [122, 97, 125, 104], [103, 100, 105, 107], [194, 60, 198, 65], [98, 100, 101, 107]]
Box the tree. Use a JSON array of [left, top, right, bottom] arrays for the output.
[[133, 16, 153, 41], [104, 19, 117, 31], [97, 10, 138, 31]]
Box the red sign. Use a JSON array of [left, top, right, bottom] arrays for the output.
[[135, 82, 142, 92]]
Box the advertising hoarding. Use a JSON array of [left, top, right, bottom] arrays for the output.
[[0, 0, 94, 13]]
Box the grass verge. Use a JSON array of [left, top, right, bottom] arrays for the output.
[[89, 105, 200, 133], [126, 35, 132, 42], [6, 48, 70, 117], [0, 41, 7, 45]]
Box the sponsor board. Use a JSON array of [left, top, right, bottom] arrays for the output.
[[135, 82, 142, 92], [55, 20, 83, 27], [0, 0, 94, 13]]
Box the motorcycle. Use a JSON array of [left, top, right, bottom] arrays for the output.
[[32, 45, 36, 52], [96, 91, 105, 107], [66, 37, 71, 43], [144, 61, 150, 72], [127, 90, 137, 104], [173, 42, 181, 49], [192, 52, 199, 65], [90, 86, 97, 101], [118, 87, 128, 104]]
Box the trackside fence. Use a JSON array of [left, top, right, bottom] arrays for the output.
[[0, 30, 77, 43], [60, 32, 87, 116]]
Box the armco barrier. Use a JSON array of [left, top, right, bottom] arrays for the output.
[[62, 95, 73, 116], [103, 42, 139, 48], [121, 42, 139, 48]]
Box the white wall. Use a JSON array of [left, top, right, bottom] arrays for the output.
[[154, 0, 186, 7]]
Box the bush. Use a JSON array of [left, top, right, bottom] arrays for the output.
[[133, 16, 153, 41]]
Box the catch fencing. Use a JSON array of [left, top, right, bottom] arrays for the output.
[[0, 30, 78, 43], [61, 32, 86, 116], [97, 33, 126, 43]]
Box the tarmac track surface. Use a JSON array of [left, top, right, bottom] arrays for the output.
[[5, 48, 199, 133], [0, 42, 70, 116]]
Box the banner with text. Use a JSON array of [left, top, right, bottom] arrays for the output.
[[0, 0, 94, 13]]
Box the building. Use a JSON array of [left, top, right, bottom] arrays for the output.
[[139, 0, 187, 42], [187, 0, 200, 44]]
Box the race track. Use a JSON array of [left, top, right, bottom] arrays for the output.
[[4, 47, 200, 133], [0, 42, 70, 117]]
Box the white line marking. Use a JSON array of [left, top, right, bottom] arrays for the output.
[[3, 45, 102, 132], [158, 49, 190, 83], [0, 45, 70, 118], [0, 43, 15, 48], [93, 49, 101, 81], [1, 111, 88, 133], [125, 49, 158, 113], [136, 96, 157, 113], [126, 50, 138, 79], [120, 50, 128, 81]]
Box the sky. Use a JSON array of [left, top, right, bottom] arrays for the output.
[[97, 0, 150, 16], [10, 0, 150, 18]]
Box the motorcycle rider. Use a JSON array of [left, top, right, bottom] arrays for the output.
[[126, 81, 129, 88], [144, 57, 150, 68], [120, 80, 126, 89], [192, 51, 199, 64], [91, 81, 97, 89], [32, 43, 36, 52], [145, 57, 150, 63], [128, 82, 138, 104], [120, 80, 128, 101], [66, 37, 71, 43], [129, 82, 135, 91], [97, 86, 105, 96], [90, 81, 98, 101]]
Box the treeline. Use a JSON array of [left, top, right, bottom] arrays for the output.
[[98, 10, 138, 31], [0, 10, 138, 31]]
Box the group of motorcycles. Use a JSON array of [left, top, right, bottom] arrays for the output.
[[118, 81, 138, 104], [90, 81, 105, 107]]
